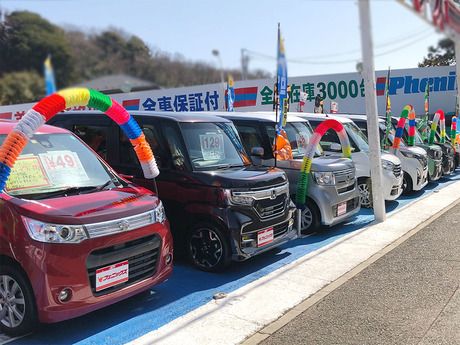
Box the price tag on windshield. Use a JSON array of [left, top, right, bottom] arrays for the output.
[[199, 133, 225, 160], [296, 132, 309, 153], [39, 150, 89, 185], [5, 156, 50, 191]]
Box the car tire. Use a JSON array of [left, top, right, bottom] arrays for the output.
[[402, 172, 413, 194], [187, 222, 231, 272], [300, 199, 321, 234], [357, 178, 373, 208], [0, 264, 37, 337]]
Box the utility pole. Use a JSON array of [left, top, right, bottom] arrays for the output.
[[358, 0, 386, 222], [241, 48, 249, 80]]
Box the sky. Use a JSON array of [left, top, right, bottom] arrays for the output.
[[0, 0, 446, 78]]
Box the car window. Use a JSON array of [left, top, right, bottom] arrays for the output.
[[163, 123, 188, 171], [233, 123, 265, 156], [0, 133, 119, 198], [73, 125, 108, 160]]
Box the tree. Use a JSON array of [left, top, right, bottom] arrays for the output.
[[0, 11, 75, 87], [0, 71, 43, 105], [419, 38, 455, 67]]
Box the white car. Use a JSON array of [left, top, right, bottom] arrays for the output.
[[295, 113, 406, 206]]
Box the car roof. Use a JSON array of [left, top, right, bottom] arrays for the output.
[[206, 111, 309, 123], [57, 111, 232, 123], [0, 119, 70, 135], [335, 114, 385, 124], [290, 112, 355, 124]]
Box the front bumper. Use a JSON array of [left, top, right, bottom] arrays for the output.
[[228, 204, 297, 261], [309, 182, 360, 227], [428, 158, 443, 181], [21, 222, 173, 324], [412, 166, 429, 191], [382, 170, 403, 201]]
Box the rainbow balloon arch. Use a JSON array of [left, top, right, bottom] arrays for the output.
[[451, 116, 457, 150], [392, 105, 413, 151], [0, 88, 159, 190], [429, 109, 445, 145], [295, 119, 352, 207]]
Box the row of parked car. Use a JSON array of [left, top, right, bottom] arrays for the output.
[[0, 109, 456, 336]]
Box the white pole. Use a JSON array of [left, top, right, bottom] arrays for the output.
[[455, 39, 460, 112], [358, 0, 386, 222]]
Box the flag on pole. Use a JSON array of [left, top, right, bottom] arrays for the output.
[[383, 67, 392, 149], [274, 24, 292, 161], [420, 83, 430, 142], [226, 74, 235, 112], [276, 23, 288, 130], [44, 55, 56, 96]]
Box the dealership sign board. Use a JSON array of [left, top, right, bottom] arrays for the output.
[[0, 66, 456, 121]]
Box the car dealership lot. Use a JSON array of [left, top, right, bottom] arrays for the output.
[[2, 173, 460, 345]]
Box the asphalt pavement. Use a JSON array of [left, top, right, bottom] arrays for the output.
[[255, 199, 460, 345], [259, 201, 460, 345]]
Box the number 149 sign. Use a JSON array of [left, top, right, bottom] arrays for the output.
[[39, 150, 89, 184]]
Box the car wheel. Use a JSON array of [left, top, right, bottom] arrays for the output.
[[187, 223, 231, 272], [0, 265, 37, 337], [300, 200, 320, 234], [402, 173, 413, 194], [357, 178, 373, 208]]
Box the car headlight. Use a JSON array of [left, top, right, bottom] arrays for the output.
[[381, 160, 394, 171], [312, 171, 336, 185], [22, 216, 88, 244], [224, 189, 254, 206], [153, 201, 166, 224]]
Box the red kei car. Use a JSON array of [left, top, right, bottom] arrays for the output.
[[0, 121, 173, 336]]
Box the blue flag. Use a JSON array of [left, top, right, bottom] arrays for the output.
[[44, 55, 56, 95], [276, 24, 288, 131]]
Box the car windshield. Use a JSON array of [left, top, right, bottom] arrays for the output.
[[265, 121, 323, 159], [0, 133, 120, 199], [180, 122, 249, 170], [343, 122, 369, 152]]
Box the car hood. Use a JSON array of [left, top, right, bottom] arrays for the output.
[[277, 156, 354, 172], [192, 166, 287, 189], [381, 152, 401, 165], [8, 186, 159, 225], [400, 146, 427, 156]]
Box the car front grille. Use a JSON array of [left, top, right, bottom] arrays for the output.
[[334, 168, 356, 194], [254, 194, 288, 220], [86, 234, 161, 296], [393, 164, 402, 177]]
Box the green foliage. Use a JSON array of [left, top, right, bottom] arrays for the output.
[[419, 38, 455, 67], [0, 71, 44, 104], [0, 11, 75, 86], [0, 10, 269, 105]]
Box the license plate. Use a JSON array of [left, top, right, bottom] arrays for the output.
[[257, 227, 274, 247], [337, 202, 347, 216], [95, 260, 129, 292]]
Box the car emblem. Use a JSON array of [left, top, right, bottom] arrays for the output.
[[118, 220, 129, 232], [270, 189, 277, 200]]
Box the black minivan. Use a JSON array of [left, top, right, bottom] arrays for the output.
[[50, 112, 297, 272]]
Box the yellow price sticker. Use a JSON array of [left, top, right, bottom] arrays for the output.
[[6, 156, 50, 191]]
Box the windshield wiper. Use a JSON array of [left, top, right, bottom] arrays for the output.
[[213, 164, 244, 170], [19, 181, 115, 200]]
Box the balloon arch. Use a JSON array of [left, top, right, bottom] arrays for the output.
[[0, 88, 159, 190]]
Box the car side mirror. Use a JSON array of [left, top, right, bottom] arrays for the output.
[[330, 143, 342, 152], [251, 147, 264, 157]]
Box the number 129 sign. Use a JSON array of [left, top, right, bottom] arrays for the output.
[[199, 134, 225, 160]]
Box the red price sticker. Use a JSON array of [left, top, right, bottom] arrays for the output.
[[39, 150, 89, 185]]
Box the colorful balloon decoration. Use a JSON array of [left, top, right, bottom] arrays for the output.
[[429, 109, 445, 145], [407, 107, 417, 146], [451, 116, 457, 151], [0, 88, 159, 190], [295, 119, 351, 206], [392, 105, 412, 152]]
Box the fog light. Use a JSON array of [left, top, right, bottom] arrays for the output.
[[58, 288, 72, 303], [165, 253, 173, 265]]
